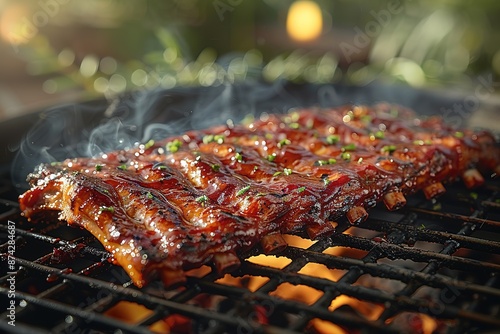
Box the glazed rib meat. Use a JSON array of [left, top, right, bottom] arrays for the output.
[[19, 104, 500, 287]]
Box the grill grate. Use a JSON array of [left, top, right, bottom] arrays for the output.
[[1, 174, 500, 333]]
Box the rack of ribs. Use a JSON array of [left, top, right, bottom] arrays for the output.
[[19, 104, 500, 287]]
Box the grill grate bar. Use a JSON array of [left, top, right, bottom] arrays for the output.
[[233, 261, 500, 327], [378, 191, 499, 326], [0, 287, 154, 334], [333, 233, 500, 272], [282, 246, 500, 298], [196, 280, 399, 333], [448, 273, 500, 334], [4, 256, 272, 333], [362, 218, 500, 254], [407, 207, 500, 230]]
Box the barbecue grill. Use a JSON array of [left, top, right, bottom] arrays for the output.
[[1, 82, 499, 333]]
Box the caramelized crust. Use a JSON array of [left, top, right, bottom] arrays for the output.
[[19, 104, 500, 287]]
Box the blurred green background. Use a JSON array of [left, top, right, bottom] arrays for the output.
[[0, 0, 499, 119]]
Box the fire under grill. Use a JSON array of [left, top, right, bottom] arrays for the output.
[[1, 169, 500, 333], [1, 83, 500, 333]]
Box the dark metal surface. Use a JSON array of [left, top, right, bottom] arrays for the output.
[[1, 82, 500, 333]]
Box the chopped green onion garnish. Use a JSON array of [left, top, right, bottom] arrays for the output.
[[265, 133, 274, 140], [342, 143, 356, 152], [95, 164, 103, 171], [214, 134, 225, 144], [341, 152, 351, 161], [118, 164, 127, 170], [361, 115, 372, 123], [273, 171, 282, 177], [203, 134, 224, 144], [328, 158, 337, 164], [326, 134, 339, 145], [267, 154, 276, 162], [323, 178, 331, 186], [413, 140, 425, 146], [236, 185, 251, 197], [253, 166, 259, 172], [454, 131, 464, 138], [195, 195, 208, 204], [235, 152, 243, 162], [211, 164, 220, 172], [166, 139, 182, 153], [381, 145, 397, 154], [374, 130, 385, 139], [144, 139, 155, 149], [470, 192, 478, 200], [283, 168, 292, 176], [202, 134, 214, 144], [289, 122, 300, 129], [146, 192, 153, 199], [99, 206, 114, 214], [278, 138, 291, 148], [297, 186, 306, 193]]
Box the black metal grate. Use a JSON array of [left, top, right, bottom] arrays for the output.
[[1, 172, 500, 333]]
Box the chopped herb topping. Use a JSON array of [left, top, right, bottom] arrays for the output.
[[342, 143, 356, 152], [202, 134, 225, 144], [50, 162, 61, 166], [195, 195, 208, 204], [202, 134, 214, 144], [454, 131, 464, 138], [99, 206, 115, 214], [278, 138, 291, 148], [326, 134, 339, 145], [95, 164, 103, 171], [470, 192, 478, 200], [253, 166, 259, 172], [419, 224, 426, 230], [146, 192, 153, 199], [381, 145, 397, 154], [118, 164, 128, 170], [323, 178, 331, 186], [144, 139, 155, 149], [283, 168, 292, 176], [211, 164, 220, 172], [374, 130, 385, 139], [267, 154, 277, 162], [341, 152, 351, 161], [166, 139, 182, 153], [413, 140, 425, 146], [236, 185, 251, 197], [265, 133, 274, 140], [361, 115, 372, 123], [297, 186, 306, 193], [273, 171, 282, 177], [234, 152, 243, 162], [289, 122, 300, 129], [316, 158, 337, 166]]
